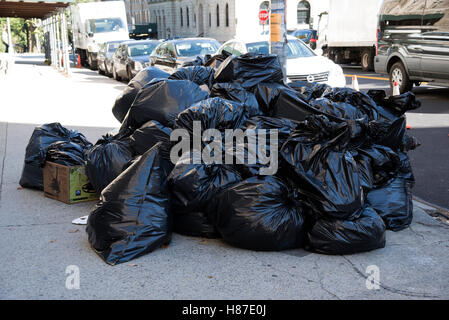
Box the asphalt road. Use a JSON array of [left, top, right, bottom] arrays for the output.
[[343, 65, 449, 210]]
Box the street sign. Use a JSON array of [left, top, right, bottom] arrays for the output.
[[259, 10, 269, 22]]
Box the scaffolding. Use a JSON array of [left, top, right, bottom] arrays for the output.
[[0, 0, 74, 75]]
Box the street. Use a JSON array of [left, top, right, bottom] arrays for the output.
[[1, 55, 449, 299]]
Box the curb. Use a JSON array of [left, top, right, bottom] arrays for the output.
[[413, 197, 449, 222]]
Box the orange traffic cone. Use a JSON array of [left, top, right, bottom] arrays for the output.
[[76, 54, 81, 68], [392, 81, 400, 96], [351, 75, 359, 91]]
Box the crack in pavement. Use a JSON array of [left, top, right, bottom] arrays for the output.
[[415, 221, 449, 230], [408, 226, 427, 241], [313, 260, 341, 300], [341, 256, 440, 298], [388, 240, 449, 247], [0, 222, 72, 228]]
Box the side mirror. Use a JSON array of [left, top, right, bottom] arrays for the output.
[[314, 48, 323, 56]]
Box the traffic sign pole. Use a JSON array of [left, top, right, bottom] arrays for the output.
[[269, 0, 287, 82]]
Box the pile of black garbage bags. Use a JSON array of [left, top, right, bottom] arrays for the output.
[[20, 52, 421, 265]]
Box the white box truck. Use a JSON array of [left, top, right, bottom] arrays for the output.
[[317, 0, 384, 71], [71, 1, 129, 69]]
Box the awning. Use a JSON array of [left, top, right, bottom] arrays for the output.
[[0, 0, 74, 19]]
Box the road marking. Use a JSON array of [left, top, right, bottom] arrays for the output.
[[344, 74, 389, 81]]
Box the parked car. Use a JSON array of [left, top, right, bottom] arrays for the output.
[[375, 0, 449, 93], [111, 39, 161, 81], [97, 40, 129, 76], [216, 36, 346, 88], [149, 38, 221, 73], [288, 29, 318, 50]]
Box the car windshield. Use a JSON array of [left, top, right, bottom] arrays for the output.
[[108, 43, 121, 53], [246, 39, 315, 59], [175, 40, 220, 57], [294, 30, 312, 40], [128, 43, 158, 57], [87, 18, 125, 33]]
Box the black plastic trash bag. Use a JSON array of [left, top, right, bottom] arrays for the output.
[[310, 98, 368, 121], [181, 55, 206, 67], [46, 141, 88, 166], [86, 143, 172, 265], [173, 211, 220, 238], [112, 67, 170, 123], [169, 66, 215, 88], [226, 116, 297, 178], [366, 152, 414, 231], [168, 153, 242, 215], [253, 83, 318, 121], [242, 116, 298, 145], [121, 79, 209, 131], [288, 81, 332, 101], [354, 144, 400, 190], [280, 115, 364, 220], [19, 123, 91, 190], [290, 83, 380, 121], [129, 120, 172, 157], [208, 176, 306, 251], [205, 50, 231, 69], [174, 97, 250, 135], [367, 90, 421, 118], [306, 206, 386, 255], [210, 82, 261, 117], [214, 53, 283, 89], [319, 87, 381, 121], [85, 134, 134, 194]]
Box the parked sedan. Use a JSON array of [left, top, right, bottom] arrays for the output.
[[111, 40, 161, 81], [216, 36, 346, 88], [149, 38, 220, 73], [97, 40, 129, 76]]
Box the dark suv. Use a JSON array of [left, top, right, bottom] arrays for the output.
[[375, 0, 449, 93]]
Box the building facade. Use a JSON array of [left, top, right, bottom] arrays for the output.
[[144, 0, 330, 42], [124, 0, 151, 30]]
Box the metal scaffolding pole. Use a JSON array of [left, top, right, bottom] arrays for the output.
[[55, 14, 61, 70], [269, 0, 287, 82], [6, 17, 14, 54], [61, 11, 70, 75], [51, 17, 56, 67], [49, 17, 53, 66]]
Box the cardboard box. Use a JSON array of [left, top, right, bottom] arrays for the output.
[[43, 161, 99, 204]]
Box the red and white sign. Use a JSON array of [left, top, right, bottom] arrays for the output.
[[259, 10, 269, 22]]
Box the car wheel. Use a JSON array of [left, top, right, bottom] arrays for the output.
[[104, 63, 111, 77], [87, 53, 96, 70], [112, 65, 120, 81], [361, 49, 374, 72], [333, 51, 346, 65], [389, 61, 413, 94], [127, 66, 133, 82], [98, 63, 105, 75]]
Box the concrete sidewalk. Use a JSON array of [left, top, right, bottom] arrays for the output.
[[1, 55, 449, 300]]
